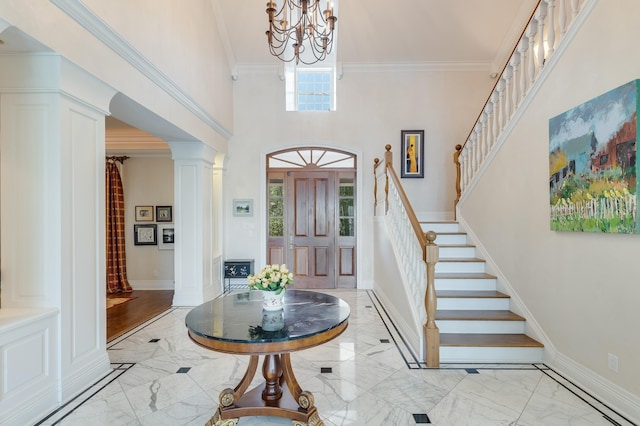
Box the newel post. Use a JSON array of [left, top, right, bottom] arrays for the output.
[[424, 230, 440, 367], [453, 144, 462, 219], [384, 144, 392, 214], [373, 158, 379, 213]]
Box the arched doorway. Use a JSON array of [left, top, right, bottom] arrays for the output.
[[267, 147, 356, 289]]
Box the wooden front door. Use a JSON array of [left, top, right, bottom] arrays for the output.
[[288, 171, 334, 288], [266, 148, 356, 289]]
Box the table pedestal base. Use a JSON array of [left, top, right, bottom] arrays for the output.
[[206, 353, 324, 426]]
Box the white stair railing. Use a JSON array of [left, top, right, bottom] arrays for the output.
[[455, 0, 591, 204], [374, 145, 440, 367]]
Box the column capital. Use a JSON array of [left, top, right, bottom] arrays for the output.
[[167, 141, 217, 164]]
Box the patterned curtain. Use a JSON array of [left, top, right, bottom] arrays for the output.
[[106, 158, 132, 293]]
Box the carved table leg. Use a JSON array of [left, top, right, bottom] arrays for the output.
[[280, 353, 324, 425], [262, 354, 283, 401]]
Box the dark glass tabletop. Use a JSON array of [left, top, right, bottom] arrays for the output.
[[185, 290, 350, 352]]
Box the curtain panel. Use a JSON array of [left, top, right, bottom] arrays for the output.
[[106, 159, 132, 293]]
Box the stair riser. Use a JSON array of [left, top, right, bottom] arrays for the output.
[[439, 246, 476, 258], [437, 298, 510, 310], [440, 346, 543, 363], [435, 278, 497, 291], [436, 262, 485, 274], [422, 223, 460, 233], [432, 234, 467, 245], [437, 320, 524, 334]]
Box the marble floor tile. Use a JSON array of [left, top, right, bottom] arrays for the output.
[[37, 290, 635, 426]]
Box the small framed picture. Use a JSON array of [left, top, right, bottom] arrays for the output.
[[134, 224, 157, 245], [400, 130, 425, 178], [135, 205, 154, 221], [156, 206, 173, 222], [233, 199, 253, 217], [158, 224, 175, 250]]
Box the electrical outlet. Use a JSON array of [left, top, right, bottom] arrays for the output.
[[608, 353, 619, 373]]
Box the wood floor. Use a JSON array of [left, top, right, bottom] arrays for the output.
[[107, 290, 174, 342]]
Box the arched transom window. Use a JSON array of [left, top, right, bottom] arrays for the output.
[[268, 148, 355, 169]]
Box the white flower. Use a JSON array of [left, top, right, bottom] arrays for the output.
[[248, 264, 294, 292]]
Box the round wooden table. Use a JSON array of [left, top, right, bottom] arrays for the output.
[[185, 290, 350, 426]]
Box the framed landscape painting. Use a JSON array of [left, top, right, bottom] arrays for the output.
[[549, 80, 639, 233]]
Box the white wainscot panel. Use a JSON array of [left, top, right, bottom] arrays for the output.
[[0, 308, 59, 426]]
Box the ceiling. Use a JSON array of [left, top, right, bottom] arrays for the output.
[[215, 0, 539, 72], [0, 1, 540, 140]]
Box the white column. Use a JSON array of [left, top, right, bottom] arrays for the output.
[[0, 53, 116, 424], [168, 141, 217, 306]]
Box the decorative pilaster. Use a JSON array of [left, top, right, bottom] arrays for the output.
[[168, 141, 217, 306]]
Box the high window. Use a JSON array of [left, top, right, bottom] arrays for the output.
[[285, 65, 336, 111]]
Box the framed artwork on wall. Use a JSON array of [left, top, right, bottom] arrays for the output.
[[400, 130, 425, 178], [549, 79, 639, 233], [135, 205, 154, 221], [158, 224, 175, 250], [134, 224, 157, 245], [156, 206, 173, 222], [233, 199, 253, 217]]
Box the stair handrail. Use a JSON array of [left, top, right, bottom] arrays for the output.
[[455, 0, 589, 209], [374, 144, 440, 367]]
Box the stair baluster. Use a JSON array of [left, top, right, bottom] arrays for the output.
[[374, 145, 440, 366]]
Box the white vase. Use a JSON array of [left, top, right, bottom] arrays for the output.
[[262, 290, 285, 311]]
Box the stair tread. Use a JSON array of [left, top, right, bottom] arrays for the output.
[[438, 244, 475, 248], [439, 257, 485, 262], [436, 310, 525, 321], [435, 272, 497, 279], [440, 333, 544, 348], [437, 290, 509, 298]]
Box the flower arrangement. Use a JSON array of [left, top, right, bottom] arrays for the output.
[[247, 264, 294, 295]]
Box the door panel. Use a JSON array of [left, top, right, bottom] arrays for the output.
[[289, 172, 335, 288], [339, 247, 354, 276], [293, 246, 308, 276]]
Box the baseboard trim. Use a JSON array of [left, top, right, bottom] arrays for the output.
[[61, 351, 111, 402], [550, 353, 640, 423]]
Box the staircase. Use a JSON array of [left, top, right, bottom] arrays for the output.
[[422, 221, 543, 363]]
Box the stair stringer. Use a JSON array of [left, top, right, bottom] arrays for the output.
[[455, 214, 555, 361], [372, 216, 424, 360]]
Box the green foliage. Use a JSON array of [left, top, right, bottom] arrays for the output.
[[550, 213, 636, 233]]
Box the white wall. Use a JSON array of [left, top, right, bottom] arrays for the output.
[[459, 0, 640, 417], [226, 66, 494, 282], [122, 157, 175, 290]]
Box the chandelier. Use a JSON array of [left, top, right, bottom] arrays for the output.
[[266, 0, 337, 65]]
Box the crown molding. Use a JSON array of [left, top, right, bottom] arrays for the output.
[[51, 0, 232, 140], [235, 61, 491, 78]]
